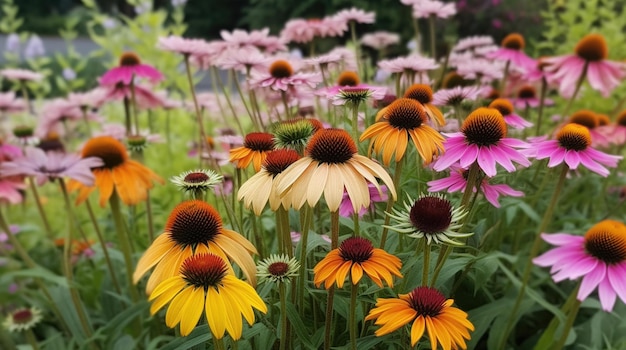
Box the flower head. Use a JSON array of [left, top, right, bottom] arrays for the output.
[[313, 236, 402, 288], [361, 98, 445, 165], [386, 194, 470, 245], [366, 286, 474, 348], [249, 59, 321, 92], [528, 123, 621, 176], [0, 92, 27, 114], [257, 254, 300, 284], [488, 98, 533, 129], [170, 169, 223, 194], [412, 0, 457, 19], [360, 31, 400, 50], [0, 147, 102, 186], [275, 128, 396, 212], [149, 253, 267, 337], [3, 307, 43, 332], [229, 132, 275, 172], [134, 200, 258, 294], [433, 107, 530, 177], [486, 33, 536, 72], [403, 84, 445, 126], [99, 52, 163, 86], [339, 183, 388, 218], [534, 220, 626, 311], [271, 118, 317, 154], [0, 68, 43, 82], [432, 85, 484, 106]]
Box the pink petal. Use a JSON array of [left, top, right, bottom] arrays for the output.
[[541, 233, 583, 246], [608, 263, 626, 305], [578, 263, 606, 301], [477, 147, 497, 177], [547, 147, 566, 168], [564, 150, 581, 169], [598, 277, 617, 312]]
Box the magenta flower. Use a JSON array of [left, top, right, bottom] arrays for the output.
[[486, 33, 537, 73], [0, 147, 103, 186], [427, 165, 523, 207], [339, 184, 389, 217], [249, 59, 321, 92], [489, 98, 533, 130], [543, 33, 625, 98], [0, 141, 21, 161], [433, 107, 530, 177], [527, 123, 621, 177], [99, 52, 163, 86], [533, 220, 626, 311], [0, 176, 25, 204], [100, 83, 168, 109], [510, 85, 554, 109]]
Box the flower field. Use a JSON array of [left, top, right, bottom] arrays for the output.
[[1, 0, 626, 349]]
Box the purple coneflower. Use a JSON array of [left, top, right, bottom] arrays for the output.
[[99, 52, 163, 86], [489, 98, 533, 129]]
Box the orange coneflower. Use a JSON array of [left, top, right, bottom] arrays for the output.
[[313, 236, 402, 289], [67, 136, 163, 207], [229, 132, 275, 172], [134, 200, 257, 294], [366, 286, 474, 349], [401, 83, 445, 126], [274, 128, 396, 213], [361, 98, 445, 166]]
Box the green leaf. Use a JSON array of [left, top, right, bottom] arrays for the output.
[[160, 326, 211, 350], [286, 302, 316, 349]]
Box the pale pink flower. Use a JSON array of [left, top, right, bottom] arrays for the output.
[[36, 99, 101, 137], [534, 220, 626, 312], [67, 88, 108, 109], [333, 7, 376, 24], [412, 0, 456, 18], [157, 35, 211, 56], [249, 60, 321, 92], [360, 31, 400, 50], [0, 68, 43, 82], [378, 54, 439, 74], [280, 17, 347, 44], [220, 28, 287, 53], [291, 231, 331, 245], [487, 48, 536, 73], [188, 40, 230, 70], [339, 184, 388, 217], [99, 52, 163, 86], [217, 47, 271, 73], [0, 92, 27, 114], [432, 86, 484, 106], [452, 36, 495, 53], [457, 59, 504, 83], [0, 147, 102, 186]]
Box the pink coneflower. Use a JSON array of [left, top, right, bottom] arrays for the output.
[[216, 47, 271, 73], [427, 164, 523, 207], [36, 99, 101, 137], [67, 88, 108, 110], [188, 40, 229, 70], [157, 35, 211, 56], [360, 31, 400, 51], [452, 35, 495, 54], [249, 59, 321, 92], [0, 68, 43, 82], [339, 183, 388, 217], [567, 110, 611, 149], [333, 7, 376, 24], [0, 147, 103, 186], [378, 54, 439, 75], [510, 85, 554, 109], [432, 85, 485, 107], [100, 83, 168, 109], [0, 176, 24, 204], [527, 123, 621, 176], [220, 28, 287, 53], [318, 71, 386, 101], [99, 52, 163, 86], [0, 141, 21, 161], [533, 220, 626, 312], [543, 33, 626, 98], [411, 0, 457, 18], [489, 98, 532, 129], [457, 59, 504, 83], [486, 33, 536, 73], [0, 92, 27, 114], [433, 107, 530, 177], [606, 110, 626, 145], [280, 17, 347, 44]]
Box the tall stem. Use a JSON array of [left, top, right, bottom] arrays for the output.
[[535, 77, 548, 136], [553, 298, 581, 350], [279, 282, 288, 350], [499, 60, 511, 96], [129, 79, 140, 135], [350, 21, 361, 77], [349, 281, 358, 350], [498, 164, 569, 349], [350, 102, 361, 144], [297, 205, 313, 313], [561, 62, 588, 119], [324, 211, 340, 350], [422, 242, 430, 286], [85, 199, 122, 295], [28, 177, 54, 240], [184, 54, 209, 167], [109, 191, 140, 302], [428, 15, 436, 59]]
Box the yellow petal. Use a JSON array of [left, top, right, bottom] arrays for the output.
[[179, 288, 206, 336], [133, 234, 175, 283], [206, 287, 227, 339]]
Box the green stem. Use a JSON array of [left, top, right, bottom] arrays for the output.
[[281, 91, 291, 120], [85, 199, 122, 295], [411, 17, 420, 54], [535, 77, 548, 136], [553, 299, 581, 350], [297, 205, 313, 313], [380, 158, 403, 248], [109, 191, 140, 302], [216, 69, 245, 134], [536, 282, 579, 348], [213, 337, 226, 350], [146, 190, 155, 242], [349, 281, 358, 350], [129, 78, 140, 135], [184, 55, 210, 168], [25, 329, 39, 350], [80, 106, 92, 137], [561, 62, 588, 119], [324, 211, 340, 350], [499, 164, 569, 349], [28, 177, 54, 240], [428, 15, 436, 58], [279, 282, 288, 350], [499, 60, 511, 96], [231, 69, 258, 130], [422, 242, 430, 286], [123, 97, 132, 137], [351, 102, 361, 144], [460, 162, 480, 208], [20, 82, 31, 115]]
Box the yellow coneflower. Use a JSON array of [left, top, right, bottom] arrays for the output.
[[238, 149, 300, 215], [313, 236, 402, 289], [366, 286, 474, 349], [402, 83, 445, 126], [134, 200, 257, 294], [67, 136, 163, 207], [361, 98, 445, 166], [149, 253, 267, 338], [274, 128, 396, 213], [229, 132, 275, 172]]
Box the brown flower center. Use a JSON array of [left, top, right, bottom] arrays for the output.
[[269, 59, 294, 78], [575, 34, 608, 62], [306, 128, 356, 164], [166, 200, 223, 246], [596, 114, 610, 126], [461, 107, 507, 146], [339, 237, 374, 263], [618, 111, 626, 127], [263, 149, 300, 176], [407, 286, 447, 317], [489, 98, 514, 116], [569, 110, 598, 129], [517, 85, 537, 99], [403, 84, 434, 104], [501, 33, 525, 50], [385, 98, 427, 130], [268, 261, 290, 277], [409, 196, 453, 234], [82, 136, 128, 169], [556, 123, 591, 151], [184, 172, 210, 183], [337, 71, 360, 86], [119, 52, 141, 66], [584, 220, 626, 264], [244, 132, 275, 151], [181, 253, 228, 290], [442, 71, 469, 89], [12, 309, 34, 324]]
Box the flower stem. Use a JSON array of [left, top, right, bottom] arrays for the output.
[[281, 91, 291, 120], [123, 97, 132, 137], [28, 177, 53, 240], [324, 211, 340, 350], [561, 62, 588, 119], [279, 282, 288, 350], [499, 60, 511, 96], [553, 298, 581, 349], [297, 205, 313, 313], [80, 106, 92, 137], [276, 207, 291, 257], [380, 158, 403, 248], [351, 101, 361, 144], [231, 69, 259, 130], [129, 78, 140, 134], [213, 337, 226, 350], [215, 69, 245, 135], [184, 54, 209, 167], [535, 77, 548, 136], [411, 17, 420, 54], [349, 281, 358, 350], [350, 21, 361, 77], [428, 15, 436, 59], [460, 162, 480, 208], [20, 82, 32, 115], [85, 199, 122, 295], [109, 191, 140, 302], [536, 281, 580, 348], [422, 242, 430, 286], [499, 164, 569, 349], [25, 329, 39, 350]]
